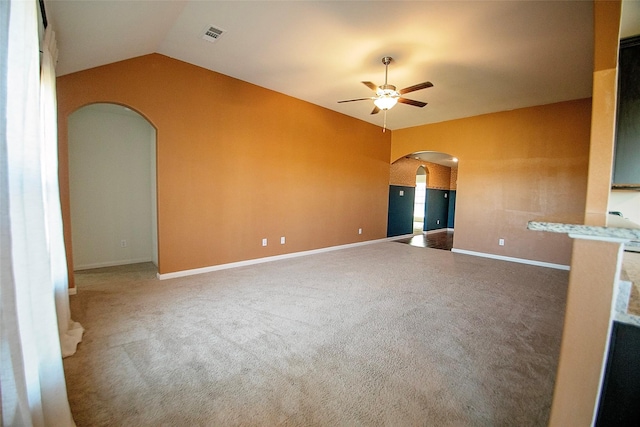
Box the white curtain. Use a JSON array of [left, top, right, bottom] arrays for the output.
[[1, 0, 82, 425], [40, 13, 84, 360]]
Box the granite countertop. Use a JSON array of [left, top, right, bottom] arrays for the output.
[[615, 286, 640, 328], [527, 215, 640, 326], [613, 252, 640, 327], [527, 214, 640, 240]]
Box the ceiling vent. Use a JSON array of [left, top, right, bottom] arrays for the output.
[[201, 25, 226, 43]]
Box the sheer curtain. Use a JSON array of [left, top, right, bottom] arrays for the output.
[[40, 11, 84, 360], [1, 0, 82, 425]]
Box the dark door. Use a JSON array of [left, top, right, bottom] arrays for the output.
[[447, 190, 457, 228], [425, 189, 449, 232], [387, 185, 415, 237]]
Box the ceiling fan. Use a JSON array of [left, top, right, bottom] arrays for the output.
[[338, 56, 433, 130]]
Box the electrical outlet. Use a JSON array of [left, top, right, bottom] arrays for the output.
[[262, 238, 267, 247], [499, 238, 505, 246], [120, 239, 127, 248], [280, 236, 285, 244]]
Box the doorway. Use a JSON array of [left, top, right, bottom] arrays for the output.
[[68, 103, 158, 270], [388, 152, 458, 249], [413, 166, 427, 233]]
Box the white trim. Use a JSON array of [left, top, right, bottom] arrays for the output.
[[451, 248, 570, 270], [391, 234, 416, 240], [157, 236, 414, 280], [425, 228, 454, 235], [74, 257, 153, 271]]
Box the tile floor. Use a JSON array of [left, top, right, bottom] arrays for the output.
[[394, 230, 454, 251]]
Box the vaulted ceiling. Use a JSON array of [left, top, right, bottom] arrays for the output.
[[46, 1, 639, 131]]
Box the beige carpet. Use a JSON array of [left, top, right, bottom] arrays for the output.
[[64, 242, 568, 426]]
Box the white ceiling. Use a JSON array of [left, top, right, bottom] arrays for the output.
[[411, 151, 459, 168], [45, 0, 639, 135]]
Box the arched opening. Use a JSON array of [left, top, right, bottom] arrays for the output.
[[67, 103, 158, 271], [388, 151, 458, 250]]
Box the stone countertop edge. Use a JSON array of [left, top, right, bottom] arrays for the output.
[[527, 215, 640, 327], [527, 214, 640, 240], [615, 280, 640, 327]]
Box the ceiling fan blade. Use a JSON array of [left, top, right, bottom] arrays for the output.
[[398, 97, 427, 108], [399, 81, 433, 95], [338, 97, 373, 103], [362, 81, 379, 92], [371, 106, 380, 115]]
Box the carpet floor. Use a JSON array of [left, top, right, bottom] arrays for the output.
[[64, 242, 568, 426]]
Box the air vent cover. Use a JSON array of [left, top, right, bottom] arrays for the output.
[[201, 25, 225, 43]]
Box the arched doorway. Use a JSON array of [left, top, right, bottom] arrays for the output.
[[67, 103, 158, 270], [388, 152, 458, 250]]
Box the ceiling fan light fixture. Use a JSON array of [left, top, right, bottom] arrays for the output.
[[337, 56, 433, 121], [373, 96, 398, 110]]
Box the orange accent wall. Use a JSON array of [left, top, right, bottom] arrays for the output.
[[594, 0, 622, 72], [389, 157, 454, 189], [391, 99, 592, 265], [58, 54, 592, 277], [584, 0, 622, 223], [57, 54, 391, 279]]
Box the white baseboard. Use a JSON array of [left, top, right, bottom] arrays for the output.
[[96, 239, 568, 279], [74, 257, 153, 271], [451, 248, 570, 270], [157, 236, 414, 280], [391, 234, 417, 240], [425, 228, 454, 235]]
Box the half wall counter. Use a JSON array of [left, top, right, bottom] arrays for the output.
[[527, 214, 640, 426]]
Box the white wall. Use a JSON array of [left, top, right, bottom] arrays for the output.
[[69, 104, 157, 270], [609, 190, 640, 224]]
